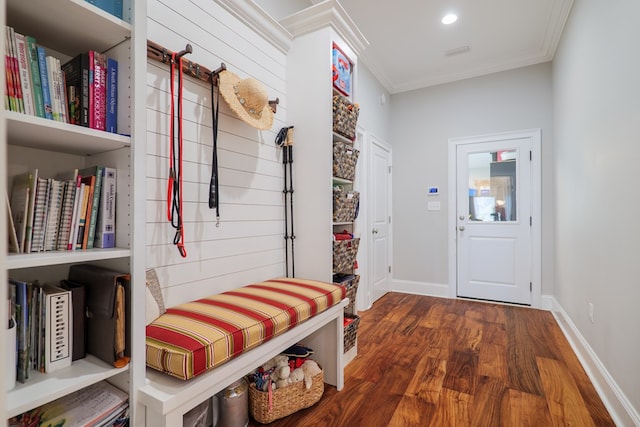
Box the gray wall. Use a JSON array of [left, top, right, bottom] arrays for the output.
[[552, 0, 640, 414], [390, 63, 554, 294]]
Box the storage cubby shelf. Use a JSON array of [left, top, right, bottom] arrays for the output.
[[5, 111, 131, 155], [7, 248, 131, 270], [6, 355, 128, 418]]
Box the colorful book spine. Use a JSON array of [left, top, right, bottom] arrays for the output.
[[10, 279, 30, 383], [75, 182, 90, 250], [79, 174, 96, 249], [56, 179, 77, 251], [26, 36, 45, 118], [14, 32, 35, 116], [91, 50, 107, 131], [8, 27, 25, 113], [78, 166, 104, 249], [106, 57, 117, 133], [36, 46, 53, 120], [46, 56, 62, 122], [5, 27, 18, 111], [94, 166, 116, 248], [61, 52, 90, 126]]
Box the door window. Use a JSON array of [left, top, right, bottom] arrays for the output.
[[467, 150, 517, 222]]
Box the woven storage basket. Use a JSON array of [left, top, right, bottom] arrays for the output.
[[332, 94, 359, 140], [332, 238, 360, 273], [333, 188, 360, 223], [333, 140, 360, 181], [248, 368, 324, 424], [333, 274, 360, 312], [344, 314, 360, 352]]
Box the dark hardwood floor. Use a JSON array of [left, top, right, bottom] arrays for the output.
[[249, 292, 615, 426]]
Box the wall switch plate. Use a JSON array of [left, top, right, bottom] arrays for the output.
[[428, 201, 441, 211]]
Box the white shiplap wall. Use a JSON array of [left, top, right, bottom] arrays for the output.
[[146, 0, 290, 307]]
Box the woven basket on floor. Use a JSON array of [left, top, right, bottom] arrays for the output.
[[248, 369, 324, 424]]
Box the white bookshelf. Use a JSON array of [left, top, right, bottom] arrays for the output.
[[1, 0, 146, 424]]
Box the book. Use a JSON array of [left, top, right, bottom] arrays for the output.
[[11, 170, 38, 253], [43, 178, 65, 251], [56, 179, 77, 251], [106, 57, 117, 133], [90, 50, 107, 130], [13, 32, 35, 116], [5, 27, 18, 112], [78, 165, 104, 249], [42, 284, 72, 373], [79, 174, 96, 249], [67, 177, 83, 250], [10, 279, 30, 383], [74, 183, 90, 250], [36, 45, 53, 120], [6, 190, 20, 253], [46, 56, 62, 122], [85, 0, 124, 19], [25, 35, 45, 118], [10, 381, 129, 426], [94, 166, 116, 248], [61, 52, 90, 126], [8, 26, 25, 113], [30, 177, 50, 252]]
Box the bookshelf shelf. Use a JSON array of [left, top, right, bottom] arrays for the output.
[[7, 248, 131, 270], [5, 355, 129, 418], [5, 111, 131, 155], [6, 0, 131, 57]]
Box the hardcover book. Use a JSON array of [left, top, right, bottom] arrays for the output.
[[36, 45, 53, 120], [78, 165, 104, 249], [106, 57, 117, 133], [25, 36, 45, 118], [61, 52, 90, 126], [14, 32, 35, 116], [90, 50, 107, 130], [94, 166, 116, 248]]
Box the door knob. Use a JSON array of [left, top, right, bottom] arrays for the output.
[[372, 228, 379, 234], [458, 226, 465, 231]]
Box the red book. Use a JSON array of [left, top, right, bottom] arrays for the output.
[[91, 50, 107, 131]]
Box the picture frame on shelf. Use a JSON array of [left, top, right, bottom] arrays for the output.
[[332, 42, 353, 97]]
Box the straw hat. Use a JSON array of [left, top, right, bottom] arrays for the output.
[[218, 70, 274, 130]]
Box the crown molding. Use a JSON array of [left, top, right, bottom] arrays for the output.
[[216, 0, 293, 54], [280, 0, 369, 56]]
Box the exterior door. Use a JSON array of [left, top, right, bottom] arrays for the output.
[[455, 133, 535, 305], [370, 137, 391, 303]]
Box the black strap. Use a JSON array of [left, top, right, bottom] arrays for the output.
[[168, 53, 186, 257], [209, 75, 220, 224]]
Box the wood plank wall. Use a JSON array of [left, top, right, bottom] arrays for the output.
[[146, 0, 288, 307]]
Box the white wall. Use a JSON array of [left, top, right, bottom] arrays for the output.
[[553, 0, 640, 417], [146, 0, 288, 307], [356, 64, 391, 143], [390, 63, 554, 295]]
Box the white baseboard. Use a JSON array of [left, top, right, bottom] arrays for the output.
[[391, 279, 450, 298], [548, 296, 640, 427]]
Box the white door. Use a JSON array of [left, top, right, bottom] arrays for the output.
[[370, 137, 392, 303], [455, 132, 537, 305]]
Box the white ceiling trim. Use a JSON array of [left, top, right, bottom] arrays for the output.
[[216, 0, 293, 54], [279, 0, 369, 56]]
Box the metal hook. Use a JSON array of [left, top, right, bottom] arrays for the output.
[[210, 63, 227, 86], [269, 97, 280, 114], [176, 44, 193, 59]]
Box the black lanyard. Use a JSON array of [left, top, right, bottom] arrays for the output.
[[209, 74, 220, 224]]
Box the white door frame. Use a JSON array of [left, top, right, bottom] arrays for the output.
[[367, 133, 393, 309], [447, 129, 542, 307]]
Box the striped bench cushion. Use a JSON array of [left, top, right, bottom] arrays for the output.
[[145, 278, 346, 380]]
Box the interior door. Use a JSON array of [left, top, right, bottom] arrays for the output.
[[456, 138, 532, 305], [370, 138, 391, 303]]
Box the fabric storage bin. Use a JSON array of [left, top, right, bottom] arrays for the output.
[[333, 140, 360, 181], [248, 367, 324, 424], [333, 188, 360, 223], [332, 94, 359, 140], [333, 274, 360, 312], [344, 314, 360, 353], [332, 238, 360, 273]]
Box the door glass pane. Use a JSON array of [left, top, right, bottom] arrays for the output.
[[468, 150, 516, 221]]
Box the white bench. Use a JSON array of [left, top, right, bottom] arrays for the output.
[[138, 298, 347, 426]]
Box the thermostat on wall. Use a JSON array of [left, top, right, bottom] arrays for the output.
[[428, 186, 439, 196]]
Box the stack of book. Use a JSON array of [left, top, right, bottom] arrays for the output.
[[7, 165, 117, 254], [9, 381, 129, 426], [3, 25, 119, 133]]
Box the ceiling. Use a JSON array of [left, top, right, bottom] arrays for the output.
[[255, 0, 574, 94]]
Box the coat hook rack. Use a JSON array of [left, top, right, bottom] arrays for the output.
[[146, 39, 279, 114]]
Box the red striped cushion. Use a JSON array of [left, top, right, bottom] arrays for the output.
[[145, 278, 346, 380]]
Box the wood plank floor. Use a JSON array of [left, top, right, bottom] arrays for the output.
[[249, 293, 615, 426]]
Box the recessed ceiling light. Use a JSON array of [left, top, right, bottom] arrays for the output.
[[442, 14, 458, 25]]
